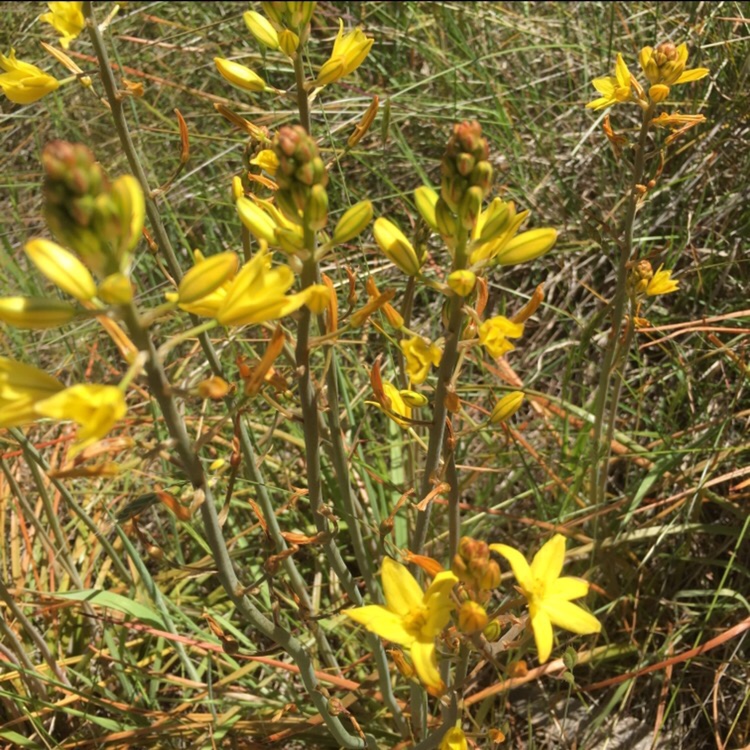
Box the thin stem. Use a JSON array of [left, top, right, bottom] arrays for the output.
[[293, 53, 311, 134], [589, 104, 653, 511], [412, 229, 468, 554]]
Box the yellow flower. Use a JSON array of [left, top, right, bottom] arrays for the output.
[[215, 250, 311, 326], [639, 42, 709, 87], [373, 217, 423, 276], [586, 53, 633, 110], [39, 2, 85, 49], [490, 535, 601, 663], [380, 381, 411, 427], [0, 49, 60, 104], [244, 10, 280, 50], [0, 297, 76, 329], [249, 149, 279, 175], [214, 57, 267, 93], [440, 726, 468, 750], [478, 316, 524, 359], [35, 384, 127, 456], [314, 19, 374, 86], [646, 265, 679, 296], [400, 335, 442, 385], [344, 558, 458, 692], [0, 357, 63, 428]]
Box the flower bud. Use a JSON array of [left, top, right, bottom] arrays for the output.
[[214, 58, 267, 93], [0, 297, 76, 329], [24, 238, 96, 301], [399, 390, 429, 408], [373, 217, 423, 276], [197, 376, 231, 400], [278, 29, 300, 57], [447, 270, 476, 297], [490, 391, 525, 424], [479, 560, 501, 590], [459, 185, 483, 229], [476, 198, 510, 243], [434, 197, 457, 240], [495, 228, 557, 266], [332, 200, 373, 244], [178, 251, 239, 304], [458, 601, 489, 634], [649, 83, 670, 103], [244, 10, 280, 50], [237, 197, 278, 244], [305, 184, 329, 230], [97, 273, 133, 304], [483, 619, 502, 642], [414, 186, 439, 231], [348, 96, 379, 147]]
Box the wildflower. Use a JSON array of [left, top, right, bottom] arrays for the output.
[[373, 217, 423, 276], [490, 391, 525, 424], [0, 49, 60, 104], [400, 336, 442, 385], [639, 42, 709, 87], [214, 58, 267, 93], [490, 534, 601, 663], [215, 249, 311, 326], [440, 726, 468, 750], [344, 557, 458, 692], [478, 316, 524, 359], [331, 200, 373, 245], [39, 2, 85, 49], [0, 357, 63, 428], [313, 19, 373, 87], [646, 265, 679, 296], [586, 53, 633, 110], [35, 384, 127, 456], [0, 297, 76, 329]]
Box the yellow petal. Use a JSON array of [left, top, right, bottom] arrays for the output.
[[615, 53, 630, 88], [530, 608, 554, 663], [530, 534, 566, 586], [675, 68, 709, 84], [410, 640, 443, 691], [547, 576, 590, 601], [24, 238, 96, 301], [382, 557, 424, 617], [344, 605, 413, 646], [591, 76, 616, 96], [490, 543, 533, 591], [541, 599, 601, 635]]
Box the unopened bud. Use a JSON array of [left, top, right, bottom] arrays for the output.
[[332, 200, 372, 244], [97, 272, 133, 304], [197, 376, 231, 400], [490, 391, 525, 424], [459, 185, 483, 229], [435, 197, 457, 239], [458, 601, 489, 634], [447, 270, 476, 297], [649, 83, 670, 103], [24, 238, 96, 302], [305, 183, 328, 230], [495, 228, 557, 267], [0, 297, 76, 329], [178, 251, 239, 304], [304, 284, 331, 314], [237, 197, 278, 244], [414, 186, 439, 231], [278, 29, 300, 57], [399, 389, 428, 408]]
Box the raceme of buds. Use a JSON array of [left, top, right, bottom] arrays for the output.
[[440, 121, 492, 230], [314, 19, 374, 87], [639, 42, 709, 87], [42, 141, 145, 276], [24, 238, 96, 301], [214, 58, 267, 93], [373, 218, 423, 276], [0, 49, 60, 104], [452, 537, 500, 593], [273, 125, 329, 227], [627, 259, 654, 298], [490, 391, 525, 425]]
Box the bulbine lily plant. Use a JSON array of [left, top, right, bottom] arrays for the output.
[[0, 2, 711, 748]]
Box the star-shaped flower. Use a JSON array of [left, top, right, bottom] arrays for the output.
[[586, 53, 633, 111], [344, 558, 457, 691], [490, 534, 601, 663]]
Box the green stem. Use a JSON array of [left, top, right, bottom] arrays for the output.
[[589, 104, 653, 511], [293, 53, 311, 134], [412, 231, 468, 554]]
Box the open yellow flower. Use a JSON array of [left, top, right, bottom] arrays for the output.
[[344, 558, 457, 691], [35, 384, 127, 457], [646, 265, 679, 296], [586, 53, 633, 110], [490, 535, 601, 663], [400, 336, 442, 385], [478, 316, 524, 359], [0, 357, 64, 428], [0, 49, 60, 104], [40, 2, 85, 49], [440, 726, 468, 750], [314, 19, 373, 86]]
